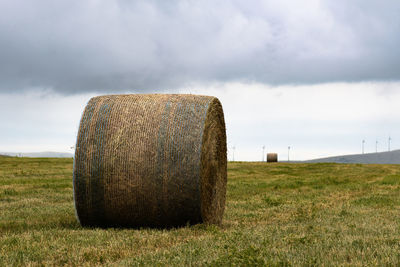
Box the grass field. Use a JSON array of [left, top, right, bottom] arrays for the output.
[[1, 157, 400, 266]]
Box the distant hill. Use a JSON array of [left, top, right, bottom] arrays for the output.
[[305, 149, 400, 164], [0, 152, 74, 158]]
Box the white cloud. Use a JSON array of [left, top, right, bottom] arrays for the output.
[[1, 82, 399, 160], [179, 81, 400, 160], [0, 90, 94, 152]]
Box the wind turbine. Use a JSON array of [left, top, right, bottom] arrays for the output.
[[362, 140, 365, 154], [262, 145, 265, 162]]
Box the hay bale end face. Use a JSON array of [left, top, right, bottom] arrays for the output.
[[73, 94, 227, 228], [267, 153, 278, 163]]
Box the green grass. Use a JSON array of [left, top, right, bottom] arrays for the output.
[[1, 158, 400, 266]]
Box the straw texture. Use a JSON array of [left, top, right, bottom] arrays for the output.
[[73, 94, 227, 228], [267, 153, 278, 163]]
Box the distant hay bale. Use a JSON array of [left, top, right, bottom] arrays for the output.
[[267, 153, 278, 163], [73, 94, 227, 228]]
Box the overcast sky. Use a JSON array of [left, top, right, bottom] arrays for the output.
[[1, 1, 400, 160]]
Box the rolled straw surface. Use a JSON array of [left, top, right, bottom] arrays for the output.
[[267, 153, 278, 163], [73, 94, 227, 228]]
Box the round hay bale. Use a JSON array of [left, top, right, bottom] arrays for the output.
[[73, 94, 227, 228], [267, 153, 278, 163]]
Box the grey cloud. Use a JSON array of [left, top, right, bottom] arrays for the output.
[[0, 0, 400, 94]]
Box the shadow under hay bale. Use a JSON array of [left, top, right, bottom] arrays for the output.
[[73, 94, 227, 228], [267, 153, 278, 163]]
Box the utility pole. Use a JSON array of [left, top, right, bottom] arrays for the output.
[[389, 136, 392, 152], [362, 140, 365, 154], [288, 146, 291, 162], [262, 145, 265, 162], [232, 146, 236, 162], [375, 140, 378, 153]]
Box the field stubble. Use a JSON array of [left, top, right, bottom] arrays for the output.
[[1, 157, 400, 266]]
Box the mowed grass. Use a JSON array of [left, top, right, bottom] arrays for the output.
[[1, 158, 400, 266]]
